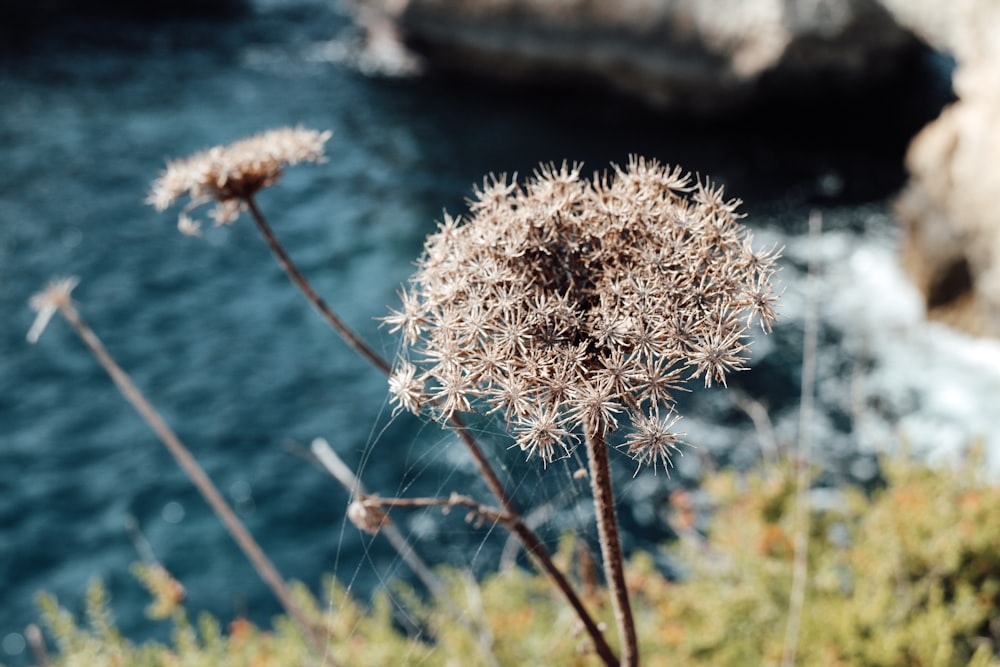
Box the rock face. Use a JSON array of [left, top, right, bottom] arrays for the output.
[[881, 0, 1000, 334], [354, 0, 915, 113], [355, 0, 1000, 336]]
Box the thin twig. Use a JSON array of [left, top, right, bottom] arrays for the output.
[[244, 195, 617, 665], [245, 195, 391, 375], [732, 390, 780, 469], [508, 514, 617, 665], [499, 501, 557, 572], [586, 421, 638, 667], [311, 438, 501, 667], [359, 492, 509, 525], [781, 211, 822, 667], [353, 485, 623, 665], [312, 439, 449, 594], [124, 514, 160, 566], [446, 414, 516, 517], [35, 291, 331, 660]]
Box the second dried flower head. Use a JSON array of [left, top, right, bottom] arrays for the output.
[[147, 127, 332, 231], [386, 157, 780, 470]]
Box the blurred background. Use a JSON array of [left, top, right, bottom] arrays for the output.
[[2, 0, 998, 663]]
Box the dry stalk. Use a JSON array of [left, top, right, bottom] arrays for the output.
[[780, 211, 822, 667], [27, 280, 331, 661], [585, 422, 638, 666], [355, 492, 509, 525], [311, 438, 500, 667], [732, 389, 780, 470]]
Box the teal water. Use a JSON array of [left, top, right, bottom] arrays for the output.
[[0, 2, 956, 662]]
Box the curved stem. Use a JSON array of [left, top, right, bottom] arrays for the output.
[[245, 195, 391, 375], [585, 423, 638, 667], [446, 414, 516, 529], [508, 516, 618, 665], [244, 196, 617, 665]]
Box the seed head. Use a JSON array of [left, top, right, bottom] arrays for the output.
[[622, 410, 685, 475], [387, 360, 427, 416], [147, 127, 331, 225], [388, 157, 780, 467]]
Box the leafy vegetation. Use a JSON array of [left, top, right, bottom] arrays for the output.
[[16, 453, 1000, 666]]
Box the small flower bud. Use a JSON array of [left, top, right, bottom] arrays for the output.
[[347, 499, 391, 535]]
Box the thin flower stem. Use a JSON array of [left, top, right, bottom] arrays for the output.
[[312, 438, 453, 596], [445, 414, 516, 522], [243, 194, 617, 665], [360, 492, 508, 524], [781, 211, 822, 667], [359, 489, 618, 665], [586, 422, 638, 667], [508, 516, 619, 665], [245, 195, 391, 375], [244, 196, 517, 506], [51, 298, 331, 660], [311, 438, 501, 667]]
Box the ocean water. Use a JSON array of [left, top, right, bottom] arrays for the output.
[[2, 2, 997, 663]]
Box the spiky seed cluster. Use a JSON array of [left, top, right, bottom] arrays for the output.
[[386, 157, 780, 469], [147, 127, 332, 229]]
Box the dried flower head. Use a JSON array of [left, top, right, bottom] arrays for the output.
[[147, 127, 332, 225], [387, 157, 780, 468]]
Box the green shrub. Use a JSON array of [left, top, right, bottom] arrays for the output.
[[20, 454, 1000, 666]]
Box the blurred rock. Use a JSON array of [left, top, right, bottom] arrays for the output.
[[883, 1, 1000, 334], [352, 0, 916, 113], [355, 0, 1000, 337]]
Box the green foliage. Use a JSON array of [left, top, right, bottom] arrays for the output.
[[633, 454, 1000, 667], [30, 455, 1000, 666]]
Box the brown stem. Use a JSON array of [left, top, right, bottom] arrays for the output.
[[363, 493, 618, 666], [445, 414, 515, 526], [245, 195, 392, 375], [243, 195, 617, 665], [54, 300, 331, 660], [246, 196, 510, 507], [585, 422, 638, 667], [362, 492, 507, 524], [508, 515, 618, 665], [313, 438, 501, 667]]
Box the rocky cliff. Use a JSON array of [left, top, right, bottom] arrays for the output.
[[883, 0, 1000, 335], [354, 0, 915, 113], [354, 0, 1000, 336]]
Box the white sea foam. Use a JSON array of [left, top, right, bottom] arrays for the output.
[[785, 215, 1000, 476]]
